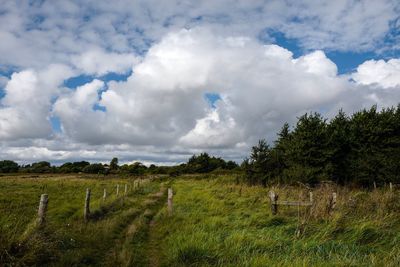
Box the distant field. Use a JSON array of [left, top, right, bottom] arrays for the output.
[[0, 174, 399, 266]]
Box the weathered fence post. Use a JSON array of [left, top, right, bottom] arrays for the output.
[[269, 191, 278, 215], [84, 188, 91, 221], [116, 184, 119, 196], [168, 188, 173, 216], [373, 181, 377, 190], [389, 182, 393, 192], [37, 194, 48, 226], [328, 192, 337, 215], [103, 188, 107, 201], [309, 191, 313, 203], [125, 184, 128, 195]]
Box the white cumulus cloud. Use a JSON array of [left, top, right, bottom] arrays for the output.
[[352, 59, 400, 88], [0, 64, 74, 140]]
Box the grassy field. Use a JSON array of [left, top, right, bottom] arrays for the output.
[[0, 174, 399, 266], [0, 174, 167, 266], [150, 176, 400, 267]]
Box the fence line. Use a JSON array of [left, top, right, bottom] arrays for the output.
[[268, 190, 337, 216]]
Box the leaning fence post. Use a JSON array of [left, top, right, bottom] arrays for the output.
[[269, 191, 278, 215], [168, 188, 173, 216], [37, 194, 48, 226], [116, 184, 119, 196], [103, 188, 107, 201], [84, 188, 91, 221]]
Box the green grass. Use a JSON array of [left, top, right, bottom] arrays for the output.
[[1, 174, 399, 266], [0, 174, 166, 265], [149, 177, 400, 267]]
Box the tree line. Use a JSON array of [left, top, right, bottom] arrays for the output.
[[0, 153, 238, 176], [243, 105, 400, 187]]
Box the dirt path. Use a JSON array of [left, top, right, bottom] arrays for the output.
[[146, 219, 161, 267]]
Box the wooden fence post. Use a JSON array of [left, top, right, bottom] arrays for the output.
[[269, 191, 278, 215], [84, 188, 91, 221], [309, 191, 313, 203], [103, 188, 107, 201], [116, 184, 119, 196], [168, 188, 173, 216], [328, 192, 337, 215], [373, 181, 377, 190], [125, 184, 128, 195], [389, 182, 393, 192], [37, 194, 48, 226]]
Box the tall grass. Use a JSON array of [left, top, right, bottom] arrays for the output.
[[1, 174, 399, 266], [0, 175, 165, 265], [150, 176, 400, 266]]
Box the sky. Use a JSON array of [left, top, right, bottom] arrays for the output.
[[0, 0, 400, 165]]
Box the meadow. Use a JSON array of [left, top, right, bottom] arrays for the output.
[[0, 174, 399, 266], [0, 174, 167, 266]]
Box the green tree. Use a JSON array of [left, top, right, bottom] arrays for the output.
[[247, 139, 271, 186], [283, 113, 328, 184], [326, 110, 351, 184], [110, 157, 119, 171], [31, 161, 52, 173], [83, 163, 105, 174], [0, 160, 19, 173]]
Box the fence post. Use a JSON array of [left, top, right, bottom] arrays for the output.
[[328, 192, 337, 215], [37, 194, 48, 226], [116, 184, 119, 196], [389, 182, 393, 192], [373, 181, 377, 190], [103, 188, 107, 201], [125, 184, 128, 195], [309, 191, 313, 203], [168, 188, 173, 216], [269, 191, 278, 215], [84, 188, 91, 221]]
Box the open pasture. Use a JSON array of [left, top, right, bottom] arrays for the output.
[[0, 174, 399, 266]]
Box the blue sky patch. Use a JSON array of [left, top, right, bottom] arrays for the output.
[[49, 116, 62, 133], [0, 65, 18, 78], [64, 74, 94, 89], [64, 71, 132, 89], [260, 29, 304, 58], [205, 93, 221, 108], [93, 103, 107, 112], [326, 51, 377, 74], [100, 70, 132, 82]]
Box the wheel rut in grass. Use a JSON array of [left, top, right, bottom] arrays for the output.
[[146, 217, 162, 267], [103, 186, 167, 266]]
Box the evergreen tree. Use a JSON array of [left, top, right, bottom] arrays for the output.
[[326, 110, 351, 184]]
